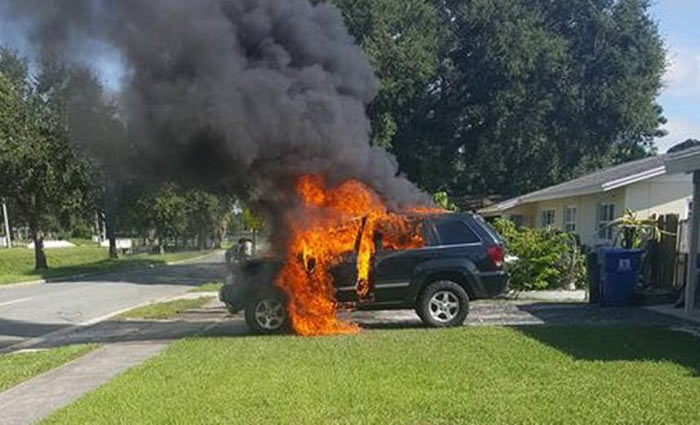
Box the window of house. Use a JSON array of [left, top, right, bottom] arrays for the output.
[[597, 203, 615, 240], [435, 219, 480, 245], [540, 210, 555, 228], [509, 214, 524, 227], [563, 206, 577, 233]]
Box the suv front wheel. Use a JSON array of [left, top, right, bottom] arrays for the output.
[[244, 291, 288, 335], [416, 280, 470, 327]]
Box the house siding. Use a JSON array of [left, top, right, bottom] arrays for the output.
[[492, 173, 692, 247], [501, 189, 625, 246], [623, 173, 692, 220]]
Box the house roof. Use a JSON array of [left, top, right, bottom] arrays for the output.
[[481, 146, 700, 216], [666, 145, 700, 174]]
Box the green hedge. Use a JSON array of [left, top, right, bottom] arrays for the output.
[[493, 219, 587, 291]]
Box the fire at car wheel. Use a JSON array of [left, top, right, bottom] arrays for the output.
[[244, 292, 288, 335], [416, 280, 469, 327]]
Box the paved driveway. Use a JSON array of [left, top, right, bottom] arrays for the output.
[[206, 299, 700, 338], [348, 300, 693, 329]]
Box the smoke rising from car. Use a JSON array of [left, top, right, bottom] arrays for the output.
[[0, 0, 428, 223]]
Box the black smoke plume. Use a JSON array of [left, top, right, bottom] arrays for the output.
[[1, 0, 428, 232]]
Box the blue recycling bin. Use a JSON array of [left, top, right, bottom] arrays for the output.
[[597, 248, 643, 307]]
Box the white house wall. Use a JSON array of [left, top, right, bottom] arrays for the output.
[[495, 172, 693, 247], [501, 189, 625, 246], [623, 173, 692, 220]]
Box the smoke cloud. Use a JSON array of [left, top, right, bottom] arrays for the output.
[[0, 0, 427, 224]]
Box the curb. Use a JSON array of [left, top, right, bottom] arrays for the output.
[[0, 251, 221, 290], [504, 289, 588, 302], [165, 251, 221, 266]]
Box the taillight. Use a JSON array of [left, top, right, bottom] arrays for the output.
[[487, 245, 505, 269]]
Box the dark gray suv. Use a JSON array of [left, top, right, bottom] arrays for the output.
[[220, 213, 507, 334]]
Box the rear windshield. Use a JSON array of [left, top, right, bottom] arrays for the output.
[[435, 219, 480, 245], [472, 214, 504, 244]]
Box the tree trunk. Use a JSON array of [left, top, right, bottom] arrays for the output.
[[105, 212, 119, 259], [94, 212, 102, 245], [32, 229, 48, 270], [198, 229, 207, 250], [109, 237, 119, 259], [157, 232, 166, 254]]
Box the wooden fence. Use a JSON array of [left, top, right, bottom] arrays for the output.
[[645, 214, 680, 291]]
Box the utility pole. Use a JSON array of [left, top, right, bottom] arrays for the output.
[[686, 171, 700, 314], [2, 201, 11, 249]]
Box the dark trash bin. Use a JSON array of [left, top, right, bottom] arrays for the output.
[[597, 248, 643, 307], [586, 251, 600, 304]]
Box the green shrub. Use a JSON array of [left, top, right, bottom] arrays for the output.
[[493, 219, 587, 291], [71, 223, 94, 239]]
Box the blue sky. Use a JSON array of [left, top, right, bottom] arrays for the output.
[[1, 2, 698, 153], [651, 0, 700, 152]]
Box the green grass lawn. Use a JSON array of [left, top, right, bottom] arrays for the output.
[[117, 297, 213, 320], [0, 345, 96, 392], [187, 280, 223, 293], [43, 326, 700, 424], [0, 247, 210, 286]]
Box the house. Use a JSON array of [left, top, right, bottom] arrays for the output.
[[479, 148, 700, 247]]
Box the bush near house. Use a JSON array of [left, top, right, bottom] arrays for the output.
[[493, 219, 587, 290]]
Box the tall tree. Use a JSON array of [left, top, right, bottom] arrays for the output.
[[330, 0, 666, 199], [138, 184, 187, 254], [327, 0, 445, 148], [185, 190, 231, 250], [0, 49, 91, 269], [36, 56, 132, 258], [414, 0, 666, 197]]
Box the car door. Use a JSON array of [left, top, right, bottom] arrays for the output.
[[370, 220, 439, 304], [331, 251, 360, 303], [331, 218, 369, 304]]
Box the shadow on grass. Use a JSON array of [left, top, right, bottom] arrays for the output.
[[30, 258, 170, 282], [1, 250, 219, 286], [514, 302, 683, 326], [512, 325, 700, 377]]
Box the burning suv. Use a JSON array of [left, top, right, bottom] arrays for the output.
[[220, 212, 507, 334]]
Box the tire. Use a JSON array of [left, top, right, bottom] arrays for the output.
[[416, 280, 470, 327], [244, 290, 289, 335]]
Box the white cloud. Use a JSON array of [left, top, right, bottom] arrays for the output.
[[656, 116, 700, 152], [664, 47, 700, 98]]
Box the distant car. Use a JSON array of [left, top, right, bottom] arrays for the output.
[[220, 213, 507, 334], [225, 238, 254, 266]]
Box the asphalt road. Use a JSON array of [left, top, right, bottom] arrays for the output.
[[0, 252, 226, 350]]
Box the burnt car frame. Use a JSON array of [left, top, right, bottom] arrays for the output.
[[220, 212, 507, 334]]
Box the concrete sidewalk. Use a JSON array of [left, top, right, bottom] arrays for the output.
[[0, 342, 168, 425], [0, 298, 231, 425], [645, 304, 700, 325]]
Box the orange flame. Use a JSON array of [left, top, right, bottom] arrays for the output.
[[276, 174, 429, 336]]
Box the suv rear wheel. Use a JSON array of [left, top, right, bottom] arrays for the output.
[[244, 291, 288, 335], [416, 280, 469, 327]]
